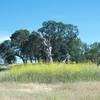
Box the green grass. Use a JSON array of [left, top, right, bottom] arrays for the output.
[[0, 63, 100, 83]]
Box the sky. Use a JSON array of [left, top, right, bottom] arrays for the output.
[[0, 0, 100, 44]]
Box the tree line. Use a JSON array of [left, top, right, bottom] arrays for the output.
[[0, 20, 100, 64]]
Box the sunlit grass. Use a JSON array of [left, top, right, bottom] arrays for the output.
[[1, 63, 100, 83]]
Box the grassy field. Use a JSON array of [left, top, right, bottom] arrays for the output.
[[0, 63, 100, 83], [0, 82, 100, 100], [0, 63, 100, 100]]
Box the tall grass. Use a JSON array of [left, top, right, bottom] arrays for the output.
[[1, 63, 100, 83]]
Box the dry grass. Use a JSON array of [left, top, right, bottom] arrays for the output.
[[0, 82, 100, 100]]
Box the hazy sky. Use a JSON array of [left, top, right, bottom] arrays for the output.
[[0, 0, 100, 44]]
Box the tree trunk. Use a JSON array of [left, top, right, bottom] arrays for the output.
[[47, 46, 53, 63], [29, 56, 33, 63], [39, 33, 53, 63], [62, 53, 70, 64]]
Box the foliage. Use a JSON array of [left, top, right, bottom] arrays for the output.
[[1, 20, 100, 64], [0, 40, 16, 64], [10, 29, 30, 63]]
